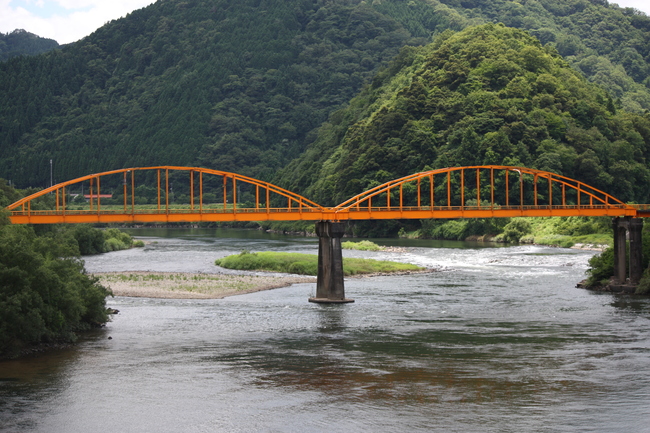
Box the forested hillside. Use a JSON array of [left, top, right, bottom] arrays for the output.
[[278, 24, 650, 207], [0, 0, 443, 187], [1, 0, 649, 190], [0, 29, 59, 62]]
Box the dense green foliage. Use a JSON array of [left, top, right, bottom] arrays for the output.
[[341, 240, 383, 251], [0, 29, 59, 62], [0, 0, 438, 187], [1, 0, 650, 190], [435, 0, 650, 113], [0, 181, 144, 357], [0, 223, 112, 358], [279, 24, 650, 208], [215, 250, 423, 276]]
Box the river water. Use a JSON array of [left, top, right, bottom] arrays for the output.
[[2, 228, 650, 432]]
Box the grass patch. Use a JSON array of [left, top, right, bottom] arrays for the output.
[[215, 251, 424, 276], [341, 240, 383, 251]]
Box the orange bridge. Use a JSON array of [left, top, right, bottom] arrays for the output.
[[5, 165, 649, 224], [6, 165, 649, 303]]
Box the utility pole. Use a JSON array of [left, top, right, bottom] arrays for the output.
[[50, 159, 53, 189]]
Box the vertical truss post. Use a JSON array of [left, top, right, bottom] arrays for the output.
[[223, 176, 227, 211], [165, 169, 169, 214], [266, 186, 270, 214], [157, 170, 161, 211], [519, 171, 523, 210], [577, 184, 581, 209], [89, 178, 94, 211], [430, 174, 434, 210], [123, 172, 127, 212], [505, 169, 510, 207], [461, 169, 465, 207], [190, 170, 194, 210], [131, 170, 135, 213], [447, 171, 451, 208], [476, 168, 480, 208], [490, 168, 494, 208], [233, 178, 237, 213]]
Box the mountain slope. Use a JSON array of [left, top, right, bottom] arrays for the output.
[[0, 0, 446, 187], [1, 0, 649, 189], [277, 24, 650, 206], [0, 29, 59, 62]]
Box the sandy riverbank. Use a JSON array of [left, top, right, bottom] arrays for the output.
[[93, 272, 316, 299]]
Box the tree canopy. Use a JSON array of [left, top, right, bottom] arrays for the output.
[[277, 24, 650, 206], [1, 0, 649, 190]]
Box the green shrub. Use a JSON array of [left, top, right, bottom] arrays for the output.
[[341, 240, 382, 251], [585, 246, 614, 287], [103, 237, 127, 252], [501, 219, 532, 243], [72, 225, 105, 255], [636, 268, 650, 295]]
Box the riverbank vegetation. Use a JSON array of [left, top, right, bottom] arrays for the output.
[[0, 181, 147, 358], [0, 218, 112, 359], [409, 216, 613, 248], [215, 251, 424, 276]]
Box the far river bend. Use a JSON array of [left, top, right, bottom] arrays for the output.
[[1, 228, 650, 432]]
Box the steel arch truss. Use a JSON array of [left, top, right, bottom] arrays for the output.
[[331, 166, 636, 220], [5, 165, 639, 224], [7, 166, 327, 224]]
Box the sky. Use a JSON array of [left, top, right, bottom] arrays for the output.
[[1, 0, 650, 45]]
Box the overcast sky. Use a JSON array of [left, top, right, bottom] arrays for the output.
[[1, 0, 650, 45]]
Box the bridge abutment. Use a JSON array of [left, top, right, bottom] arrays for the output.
[[309, 221, 354, 304], [612, 217, 644, 285]]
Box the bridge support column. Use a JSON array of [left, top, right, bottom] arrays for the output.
[[309, 221, 354, 304], [613, 217, 628, 284], [629, 218, 644, 285], [612, 217, 644, 285]]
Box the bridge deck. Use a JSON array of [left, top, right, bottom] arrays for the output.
[[8, 205, 638, 224]]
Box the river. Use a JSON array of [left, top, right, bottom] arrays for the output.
[[1, 228, 650, 432]]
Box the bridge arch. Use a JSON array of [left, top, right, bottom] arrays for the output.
[[5, 165, 641, 224], [332, 165, 636, 220], [6, 166, 327, 224]]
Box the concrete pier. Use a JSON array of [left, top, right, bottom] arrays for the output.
[[612, 217, 644, 285], [309, 221, 354, 304]]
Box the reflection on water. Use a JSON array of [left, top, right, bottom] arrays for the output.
[[1, 228, 650, 432]]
